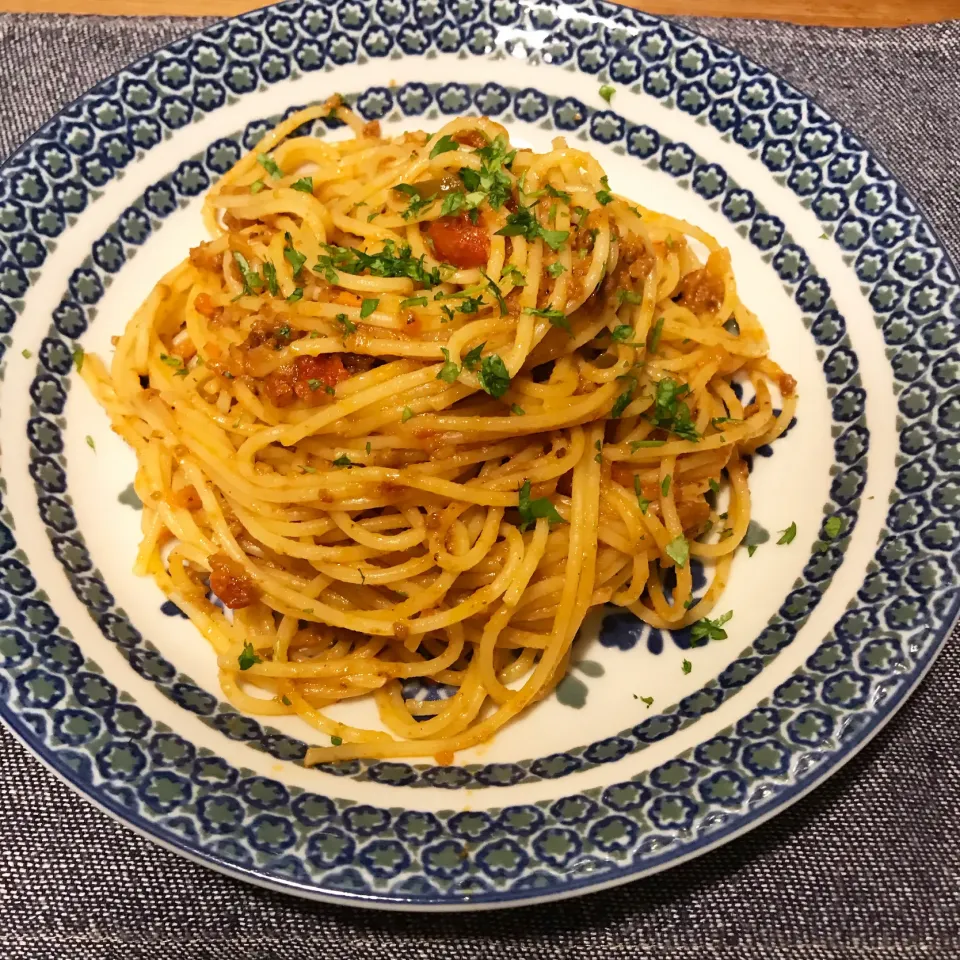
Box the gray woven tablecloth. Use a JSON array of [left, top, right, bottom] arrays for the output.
[[0, 11, 958, 959]]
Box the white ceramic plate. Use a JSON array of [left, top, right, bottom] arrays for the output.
[[0, 0, 956, 909]]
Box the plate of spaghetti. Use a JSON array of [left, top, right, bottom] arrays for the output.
[[0, 0, 955, 909]]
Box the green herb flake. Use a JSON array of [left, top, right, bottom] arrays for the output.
[[337, 312, 357, 336], [682, 659, 692, 675], [401, 406, 414, 423], [286, 288, 303, 304], [630, 439, 666, 450], [648, 316, 665, 353], [429, 134, 459, 159], [524, 305, 571, 334], [330, 735, 343, 747], [547, 261, 566, 278], [599, 84, 616, 103], [332, 454, 355, 468], [639, 695, 654, 708], [611, 325, 635, 342], [479, 354, 511, 398], [238, 641, 262, 670], [612, 381, 635, 419], [661, 474, 671, 496], [21, 349, 31, 359], [440, 192, 465, 218], [617, 289, 642, 306], [256, 153, 282, 179], [262, 261, 279, 296], [462, 342, 485, 371], [249, 179, 265, 194], [689, 610, 733, 647], [777, 521, 797, 545], [747, 544, 758, 557], [359, 298, 379, 320], [291, 176, 314, 193], [85, 435, 95, 451], [281, 695, 291, 706], [366, 442, 372, 455], [400, 296, 428, 308], [437, 347, 461, 383], [517, 479, 565, 532], [73, 345, 85, 372], [633, 475, 649, 513], [665, 535, 689, 568], [283, 236, 307, 276]]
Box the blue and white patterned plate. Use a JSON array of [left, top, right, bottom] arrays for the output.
[[0, 0, 956, 910]]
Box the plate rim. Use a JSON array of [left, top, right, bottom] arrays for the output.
[[0, 0, 956, 910]]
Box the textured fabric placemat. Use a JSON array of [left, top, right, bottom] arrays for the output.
[[0, 12, 958, 960]]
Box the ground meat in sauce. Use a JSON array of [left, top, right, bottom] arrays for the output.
[[193, 293, 222, 321], [208, 553, 259, 609], [453, 130, 489, 149], [426, 214, 490, 269], [262, 354, 350, 407], [189, 242, 223, 273], [676, 265, 726, 314], [779, 372, 798, 396]]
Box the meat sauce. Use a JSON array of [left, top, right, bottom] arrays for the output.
[[453, 130, 489, 149], [263, 355, 351, 407], [208, 553, 259, 609], [426, 214, 490, 269]]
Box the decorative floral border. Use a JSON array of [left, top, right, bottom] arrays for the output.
[[0, 0, 955, 907]]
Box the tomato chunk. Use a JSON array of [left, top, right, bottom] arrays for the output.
[[427, 214, 490, 269]]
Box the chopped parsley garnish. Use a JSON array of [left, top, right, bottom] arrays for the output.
[[456, 134, 516, 210], [682, 659, 692, 674], [429, 134, 459, 159], [400, 296, 428, 308], [458, 295, 484, 314], [634, 476, 649, 513], [315, 240, 441, 288], [708, 478, 721, 494], [262, 261, 279, 296], [747, 544, 758, 557], [612, 380, 635, 419], [517, 479, 565, 532], [639, 695, 654, 708], [85, 435, 95, 450], [330, 735, 343, 747], [648, 316, 665, 353], [286, 288, 303, 303], [283, 233, 306, 275], [307, 379, 322, 391], [359, 298, 379, 319], [650, 378, 700, 441], [595, 175, 613, 206], [661, 474, 671, 496], [777, 521, 797, 545], [232, 251, 263, 295], [249, 179, 265, 194], [510, 403, 525, 416], [281, 695, 291, 705], [501, 263, 525, 286], [594, 439, 603, 464], [823, 515, 843, 539], [711, 416, 741, 429], [256, 153, 282, 179], [437, 347, 460, 383], [440, 192, 464, 217], [480, 270, 508, 316], [73, 345, 84, 372], [21, 349, 31, 359], [611, 324, 634, 342], [599, 84, 615, 103], [524, 305, 571, 334], [332, 454, 356, 468], [547, 262, 566, 278], [395, 183, 434, 220], [630, 439, 666, 450], [497, 207, 569, 251], [366, 442, 372, 454], [689, 611, 732, 646], [337, 312, 357, 335], [617, 289, 642, 307], [238, 642, 262, 670], [401, 406, 414, 422], [291, 176, 314, 193], [478, 354, 510, 398], [665, 535, 689, 568], [159, 353, 182, 369], [462, 342, 484, 371]]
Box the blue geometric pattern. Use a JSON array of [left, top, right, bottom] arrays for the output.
[[0, 0, 955, 908]]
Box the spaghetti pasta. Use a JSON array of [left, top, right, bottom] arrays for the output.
[[82, 98, 797, 765]]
